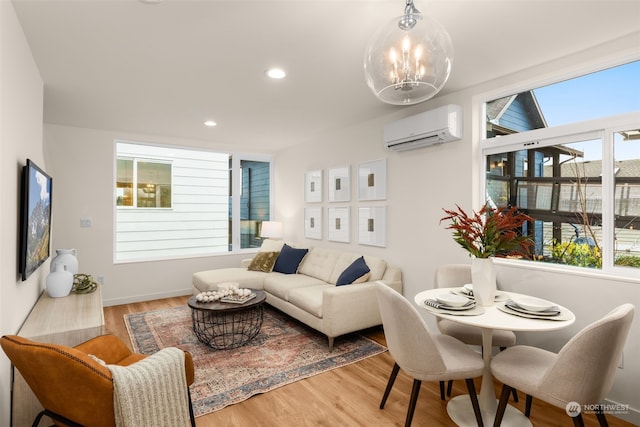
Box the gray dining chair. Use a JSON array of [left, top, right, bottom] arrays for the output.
[[434, 264, 517, 399], [374, 282, 485, 427], [491, 303, 634, 427]]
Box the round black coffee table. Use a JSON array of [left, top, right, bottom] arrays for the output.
[[188, 290, 266, 349]]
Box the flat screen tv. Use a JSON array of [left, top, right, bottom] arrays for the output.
[[19, 159, 53, 281]]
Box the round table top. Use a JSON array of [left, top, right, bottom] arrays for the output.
[[414, 287, 575, 332], [188, 289, 266, 312]]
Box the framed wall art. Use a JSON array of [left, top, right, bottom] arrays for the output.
[[304, 207, 323, 240], [304, 170, 323, 203], [358, 159, 386, 201], [358, 206, 386, 247], [328, 166, 350, 202], [328, 207, 350, 243]]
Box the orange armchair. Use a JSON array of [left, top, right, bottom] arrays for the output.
[[1, 334, 195, 427]]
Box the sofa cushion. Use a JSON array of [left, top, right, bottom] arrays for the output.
[[273, 244, 309, 274], [263, 274, 327, 301], [259, 239, 285, 252], [247, 251, 279, 272], [298, 247, 340, 282], [192, 268, 271, 293], [336, 256, 371, 286], [362, 255, 387, 281], [288, 285, 333, 318]]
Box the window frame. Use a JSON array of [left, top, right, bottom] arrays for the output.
[[116, 157, 174, 209], [113, 140, 273, 263], [229, 154, 274, 253], [475, 60, 640, 281]]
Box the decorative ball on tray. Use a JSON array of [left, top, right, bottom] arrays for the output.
[[196, 286, 254, 303]]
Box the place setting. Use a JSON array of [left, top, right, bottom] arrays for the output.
[[451, 283, 509, 302], [421, 292, 485, 316], [498, 295, 574, 320]]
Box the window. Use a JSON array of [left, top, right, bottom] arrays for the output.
[[115, 141, 272, 262], [116, 158, 172, 208], [481, 60, 640, 275]]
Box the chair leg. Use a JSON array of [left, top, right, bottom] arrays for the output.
[[380, 363, 400, 409], [493, 384, 512, 427], [497, 347, 518, 403], [525, 394, 533, 417], [447, 379, 454, 396], [33, 410, 82, 427], [31, 411, 45, 427], [572, 413, 586, 427], [405, 379, 422, 427], [595, 409, 609, 427], [439, 381, 446, 400], [188, 387, 196, 427], [465, 378, 484, 427]]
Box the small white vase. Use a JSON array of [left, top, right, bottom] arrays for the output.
[[471, 257, 496, 307], [51, 248, 79, 275], [46, 262, 73, 298]]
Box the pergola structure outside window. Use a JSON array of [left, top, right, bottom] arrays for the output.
[[481, 60, 640, 275]]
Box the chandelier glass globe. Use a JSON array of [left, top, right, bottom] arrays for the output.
[[364, 1, 453, 105]]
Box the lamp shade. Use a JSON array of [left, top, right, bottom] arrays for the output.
[[260, 221, 283, 239], [364, 9, 453, 105]]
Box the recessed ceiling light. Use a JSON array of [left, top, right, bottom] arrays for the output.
[[204, 120, 217, 127], [266, 68, 286, 79]]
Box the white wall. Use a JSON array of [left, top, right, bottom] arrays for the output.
[[273, 33, 640, 424], [43, 125, 248, 306], [0, 2, 45, 426]]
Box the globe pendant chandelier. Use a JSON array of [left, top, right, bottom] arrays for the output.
[[364, 0, 453, 105]]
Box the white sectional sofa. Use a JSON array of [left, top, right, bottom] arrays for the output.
[[192, 240, 403, 350]]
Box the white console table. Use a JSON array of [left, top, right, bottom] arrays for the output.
[[12, 287, 105, 427]]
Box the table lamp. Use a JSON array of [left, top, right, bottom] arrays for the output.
[[260, 221, 283, 240]]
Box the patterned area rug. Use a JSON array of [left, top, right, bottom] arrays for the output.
[[124, 305, 387, 417]]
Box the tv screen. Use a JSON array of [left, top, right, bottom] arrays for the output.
[[19, 159, 53, 281]]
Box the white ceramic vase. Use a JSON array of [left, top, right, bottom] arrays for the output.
[[46, 262, 73, 298], [51, 248, 79, 275], [471, 257, 496, 307]]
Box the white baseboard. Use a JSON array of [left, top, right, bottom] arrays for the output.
[[603, 398, 640, 426], [103, 288, 192, 307]]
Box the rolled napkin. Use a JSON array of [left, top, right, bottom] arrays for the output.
[[424, 299, 475, 310]]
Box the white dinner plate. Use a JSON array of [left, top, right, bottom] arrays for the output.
[[510, 295, 556, 312], [436, 293, 470, 307], [454, 286, 508, 302]]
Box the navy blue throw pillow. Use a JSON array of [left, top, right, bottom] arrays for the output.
[[336, 256, 370, 286], [272, 244, 309, 274]]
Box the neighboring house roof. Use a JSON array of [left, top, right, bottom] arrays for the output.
[[486, 91, 548, 134], [544, 159, 640, 178]]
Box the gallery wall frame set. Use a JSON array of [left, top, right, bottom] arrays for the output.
[[304, 158, 387, 246]]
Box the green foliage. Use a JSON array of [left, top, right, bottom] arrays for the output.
[[550, 241, 602, 268], [614, 255, 640, 268]]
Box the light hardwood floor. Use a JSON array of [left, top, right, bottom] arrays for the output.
[[104, 296, 635, 427]]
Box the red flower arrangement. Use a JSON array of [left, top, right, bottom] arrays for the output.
[[440, 204, 535, 259]]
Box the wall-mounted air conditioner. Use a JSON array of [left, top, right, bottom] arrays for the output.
[[383, 104, 463, 152]]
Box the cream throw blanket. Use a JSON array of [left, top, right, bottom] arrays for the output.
[[107, 347, 191, 427]]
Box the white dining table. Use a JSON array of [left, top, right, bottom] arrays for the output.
[[414, 287, 576, 427]]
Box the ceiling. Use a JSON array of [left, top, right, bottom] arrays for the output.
[[12, 0, 640, 153]]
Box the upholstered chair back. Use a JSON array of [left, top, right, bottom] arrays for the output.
[[434, 264, 471, 288], [375, 282, 447, 377], [541, 303, 634, 408]]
